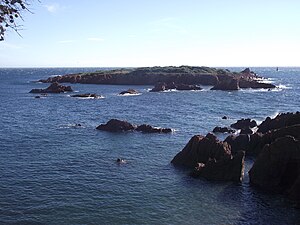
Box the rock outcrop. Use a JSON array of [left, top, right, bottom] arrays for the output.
[[211, 78, 239, 91], [30, 82, 73, 93], [230, 118, 257, 129], [119, 89, 139, 95], [96, 119, 136, 132], [150, 82, 202, 92], [257, 112, 300, 133], [71, 93, 101, 98], [249, 136, 300, 203], [171, 133, 244, 182], [212, 126, 235, 133], [96, 119, 172, 133], [136, 124, 172, 133], [172, 111, 299, 205]]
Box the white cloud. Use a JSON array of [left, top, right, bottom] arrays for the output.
[[45, 3, 61, 13], [87, 37, 105, 42]]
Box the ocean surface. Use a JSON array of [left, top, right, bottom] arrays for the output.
[[0, 67, 299, 225]]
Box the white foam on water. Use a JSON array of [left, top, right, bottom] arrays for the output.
[[117, 93, 142, 96]]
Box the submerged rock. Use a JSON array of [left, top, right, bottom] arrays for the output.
[[30, 82, 73, 94]]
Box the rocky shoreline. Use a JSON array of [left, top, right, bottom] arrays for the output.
[[172, 112, 300, 206], [38, 66, 276, 91]]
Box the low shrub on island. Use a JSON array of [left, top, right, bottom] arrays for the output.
[[38, 66, 276, 91]]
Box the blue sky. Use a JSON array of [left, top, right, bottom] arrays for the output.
[[1, 0, 300, 67]]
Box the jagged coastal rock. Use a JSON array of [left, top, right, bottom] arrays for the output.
[[211, 78, 240, 91], [230, 118, 257, 130], [96, 119, 172, 133], [257, 112, 300, 133], [249, 136, 300, 204], [212, 126, 235, 133], [171, 133, 245, 182], [30, 82, 73, 93], [173, 112, 300, 205], [39, 66, 275, 91]]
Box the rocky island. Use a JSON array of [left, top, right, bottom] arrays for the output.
[[39, 66, 276, 91]]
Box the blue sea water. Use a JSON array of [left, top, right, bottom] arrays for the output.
[[0, 67, 299, 225]]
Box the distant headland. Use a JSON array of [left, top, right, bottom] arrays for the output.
[[39, 66, 275, 91]]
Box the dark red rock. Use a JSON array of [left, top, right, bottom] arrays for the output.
[[171, 133, 244, 182], [150, 82, 202, 92], [257, 112, 300, 133], [71, 93, 101, 98], [240, 127, 253, 135], [226, 124, 300, 156], [230, 118, 257, 129], [96, 119, 136, 132], [239, 79, 276, 89], [241, 68, 251, 74], [171, 133, 231, 168], [212, 126, 235, 133], [119, 89, 139, 95], [150, 82, 166, 92], [30, 82, 73, 93], [249, 136, 300, 204], [96, 119, 172, 134], [190, 150, 245, 182], [211, 78, 239, 91], [175, 84, 202, 91], [136, 124, 172, 133]]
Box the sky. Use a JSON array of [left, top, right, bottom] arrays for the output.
[[1, 0, 300, 67]]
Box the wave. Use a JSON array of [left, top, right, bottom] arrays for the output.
[[254, 77, 276, 84], [240, 85, 289, 92], [72, 96, 105, 99], [67, 94, 105, 99], [277, 84, 291, 89], [117, 93, 142, 96], [58, 123, 84, 129]]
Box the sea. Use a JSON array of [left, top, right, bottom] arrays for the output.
[[0, 67, 299, 225]]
